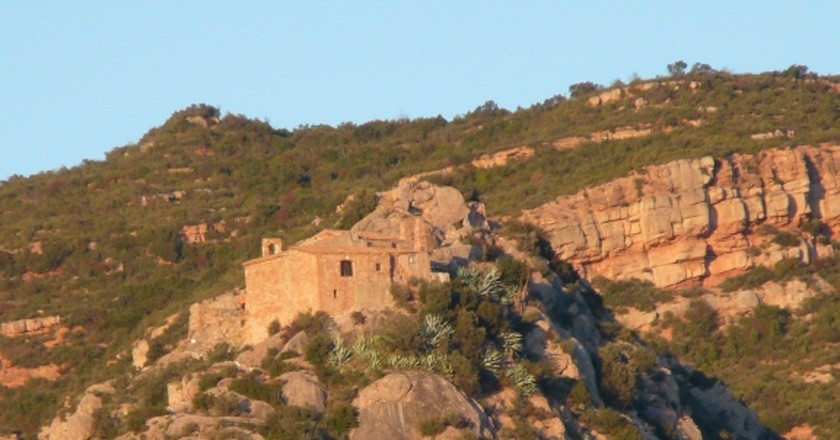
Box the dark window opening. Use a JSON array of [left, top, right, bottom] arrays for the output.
[[333, 289, 337, 298], [391, 242, 397, 249], [375, 263, 381, 272], [340, 260, 353, 276]]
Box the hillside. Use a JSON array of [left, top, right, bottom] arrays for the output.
[[1, 65, 840, 438]]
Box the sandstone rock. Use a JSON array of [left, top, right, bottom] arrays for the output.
[[279, 371, 327, 414], [281, 330, 309, 355], [678, 415, 703, 440], [588, 88, 624, 106], [522, 145, 840, 288], [351, 371, 493, 440], [354, 181, 470, 242], [236, 332, 287, 368], [470, 146, 535, 169], [0, 315, 61, 337], [131, 339, 149, 369], [553, 136, 588, 150], [0, 355, 62, 388], [39, 383, 114, 440], [116, 414, 262, 440], [634, 97, 648, 109], [167, 375, 201, 413]]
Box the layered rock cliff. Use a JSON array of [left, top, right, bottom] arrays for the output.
[[523, 144, 840, 287]]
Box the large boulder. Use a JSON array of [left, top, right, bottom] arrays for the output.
[[279, 371, 327, 414], [39, 383, 114, 440], [352, 181, 471, 246], [350, 371, 493, 440]]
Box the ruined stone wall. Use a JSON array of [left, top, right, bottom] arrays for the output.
[[523, 144, 840, 287], [243, 250, 319, 343], [187, 292, 247, 350]]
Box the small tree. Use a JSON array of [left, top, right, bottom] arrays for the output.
[[569, 81, 600, 99], [667, 60, 687, 77]]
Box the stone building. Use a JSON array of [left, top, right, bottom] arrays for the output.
[[241, 216, 439, 341]]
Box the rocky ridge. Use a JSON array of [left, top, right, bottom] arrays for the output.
[[523, 144, 840, 288], [44, 182, 774, 439]]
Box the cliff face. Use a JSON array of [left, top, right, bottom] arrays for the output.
[[523, 144, 840, 287]]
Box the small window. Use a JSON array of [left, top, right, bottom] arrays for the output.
[[333, 289, 337, 298], [391, 242, 397, 249], [375, 263, 381, 272], [340, 260, 353, 277]]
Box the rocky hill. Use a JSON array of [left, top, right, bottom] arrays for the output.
[[37, 183, 771, 440], [2, 66, 840, 438]]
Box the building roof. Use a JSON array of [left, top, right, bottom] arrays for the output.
[[243, 227, 419, 268]]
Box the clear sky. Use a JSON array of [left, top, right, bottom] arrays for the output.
[[1, 2, 838, 180]]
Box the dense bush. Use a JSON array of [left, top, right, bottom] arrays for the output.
[[592, 277, 673, 312]]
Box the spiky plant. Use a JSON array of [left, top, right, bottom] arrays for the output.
[[482, 349, 503, 375], [507, 364, 538, 396], [502, 331, 523, 358], [422, 314, 454, 350], [328, 337, 353, 367]]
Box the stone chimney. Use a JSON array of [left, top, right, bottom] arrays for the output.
[[261, 238, 283, 257]]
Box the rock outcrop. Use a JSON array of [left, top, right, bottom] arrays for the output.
[[471, 146, 534, 169], [39, 383, 114, 440], [616, 277, 832, 331], [352, 180, 489, 270], [523, 145, 840, 287], [279, 371, 327, 414], [1, 316, 60, 337], [350, 371, 493, 440], [0, 356, 62, 388]]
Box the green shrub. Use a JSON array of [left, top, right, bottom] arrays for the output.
[[568, 380, 591, 408], [263, 406, 327, 440], [124, 405, 166, 432], [268, 319, 281, 336], [282, 311, 332, 340], [229, 372, 284, 406], [591, 276, 672, 312], [419, 282, 453, 318], [597, 344, 637, 408], [771, 231, 801, 248], [585, 408, 644, 440], [206, 343, 236, 363], [417, 413, 468, 437], [325, 403, 359, 436], [718, 266, 776, 292]]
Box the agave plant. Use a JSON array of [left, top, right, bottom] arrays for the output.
[[502, 331, 524, 358], [458, 266, 510, 303], [389, 354, 422, 369], [422, 314, 454, 349], [328, 337, 353, 367], [482, 348, 503, 375], [352, 335, 380, 358], [456, 266, 481, 286], [507, 364, 538, 396]]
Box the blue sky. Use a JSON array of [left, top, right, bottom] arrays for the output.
[[1, 2, 839, 180]]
